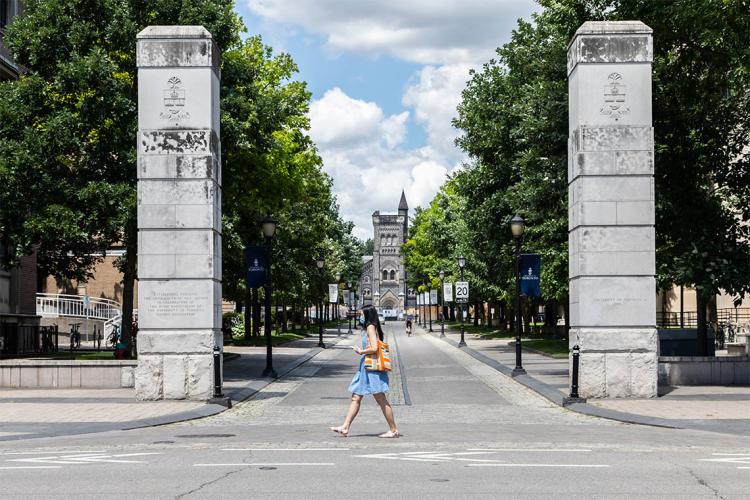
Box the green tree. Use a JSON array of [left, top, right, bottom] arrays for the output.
[[0, 0, 356, 350]]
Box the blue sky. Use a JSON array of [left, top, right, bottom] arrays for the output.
[[234, 1, 537, 239]]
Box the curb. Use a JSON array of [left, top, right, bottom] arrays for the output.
[[424, 328, 698, 433]]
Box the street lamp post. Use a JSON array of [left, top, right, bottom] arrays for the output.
[[347, 281, 353, 334], [439, 270, 445, 338], [458, 256, 467, 347], [510, 214, 526, 376], [316, 256, 326, 348], [261, 215, 278, 378], [428, 281, 433, 332], [335, 272, 341, 334]]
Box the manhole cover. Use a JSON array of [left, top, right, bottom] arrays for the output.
[[175, 434, 236, 438], [259, 466, 277, 470]]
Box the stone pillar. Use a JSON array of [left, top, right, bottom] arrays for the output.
[[135, 26, 222, 400], [567, 22, 657, 398]]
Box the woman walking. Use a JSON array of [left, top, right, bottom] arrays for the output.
[[330, 305, 401, 438]]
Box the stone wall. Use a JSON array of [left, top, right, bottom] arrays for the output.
[[0, 359, 137, 388]]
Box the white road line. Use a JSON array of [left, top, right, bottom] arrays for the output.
[[221, 448, 350, 452], [466, 449, 593, 452], [0, 466, 62, 469], [0, 451, 107, 455], [194, 463, 336, 467], [467, 464, 609, 468]]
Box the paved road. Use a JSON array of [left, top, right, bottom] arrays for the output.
[[1, 324, 749, 499]]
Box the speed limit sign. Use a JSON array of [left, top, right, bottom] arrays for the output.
[[455, 281, 469, 303]]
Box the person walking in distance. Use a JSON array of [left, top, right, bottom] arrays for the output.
[[330, 305, 401, 438]]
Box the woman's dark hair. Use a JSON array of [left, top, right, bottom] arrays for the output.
[[362, 305, 384, 341]]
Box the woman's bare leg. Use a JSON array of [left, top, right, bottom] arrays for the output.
[[373, 393, 398, 433], [339, 394, 363, 432]]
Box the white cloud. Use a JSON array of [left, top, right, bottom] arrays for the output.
[[309, 89, 452, 240], [403, 63, 473, 165], [309, 88, 409, 150], [246, 0, 537, 238], [246, 0, 535, 65]]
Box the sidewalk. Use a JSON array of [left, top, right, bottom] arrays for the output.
[[418, 322, 750, 437], [0, 326, 350, 442]]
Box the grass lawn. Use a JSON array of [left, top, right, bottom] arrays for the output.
[[522, 339, 569, 358], [443, 321, 514, 339], [230, 332, 306, 347]]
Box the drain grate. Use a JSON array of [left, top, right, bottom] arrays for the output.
[[175, 434, 236, 438]]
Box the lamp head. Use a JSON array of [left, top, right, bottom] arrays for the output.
[[510, 214, 525, 238], [315, 256, 325, 269], [335, 272, 341, 282], [439, 270, 445, 280], [260, 214, 278, 238], [457, 255, 466, 269]]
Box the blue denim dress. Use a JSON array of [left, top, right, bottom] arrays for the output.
[[348, 331, 389, 395]]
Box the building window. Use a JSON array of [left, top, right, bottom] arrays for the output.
[[382, 270, 388, 281], [389, 270, 395, 280]]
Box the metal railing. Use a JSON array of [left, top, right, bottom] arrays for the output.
[[36, 293, 121, 321], [0, 324, 59, 356]]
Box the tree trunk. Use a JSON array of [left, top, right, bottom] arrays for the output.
[[487, 302, 493, 328], [120, 234, 137, 357], [696, 291, 708, 356], [499, 302, 507, 330], [449, 304, 455, 321]]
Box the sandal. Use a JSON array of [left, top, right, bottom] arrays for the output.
[[330, 426, 349, 437], [377, 430, 402, 439]]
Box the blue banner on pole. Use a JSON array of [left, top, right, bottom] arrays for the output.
[[519, 253, 541, 297], [245, 246, 267, 289]]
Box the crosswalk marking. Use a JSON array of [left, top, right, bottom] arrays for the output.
[[700, 453, 750, 468], [7, 452, 160, 465], [194, 463, 335, 467]]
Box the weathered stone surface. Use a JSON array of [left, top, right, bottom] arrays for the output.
[[567, 21, 653, 74], [135, 355, 163, 400], [572, 327, 657, 352], [573, 126, 653, 153], [137, 330, 220, 354], [187, 355, 214, 399], [137, 26, 220, 73], [139, 130, 217, 155], [138, 155, 217, 181], [162, 355, 188, 399], [570, 276, 655, 326]]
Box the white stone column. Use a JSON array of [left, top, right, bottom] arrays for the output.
[[567, 21, 657, 398], [135, 26, 222, 400]]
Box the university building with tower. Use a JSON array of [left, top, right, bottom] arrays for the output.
[[360, 191, 415, 318]]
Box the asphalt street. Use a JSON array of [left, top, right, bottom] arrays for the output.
[[1, 323, 749, 499]]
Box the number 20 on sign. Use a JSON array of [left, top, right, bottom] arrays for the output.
[[455, 281, 469, 303]]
